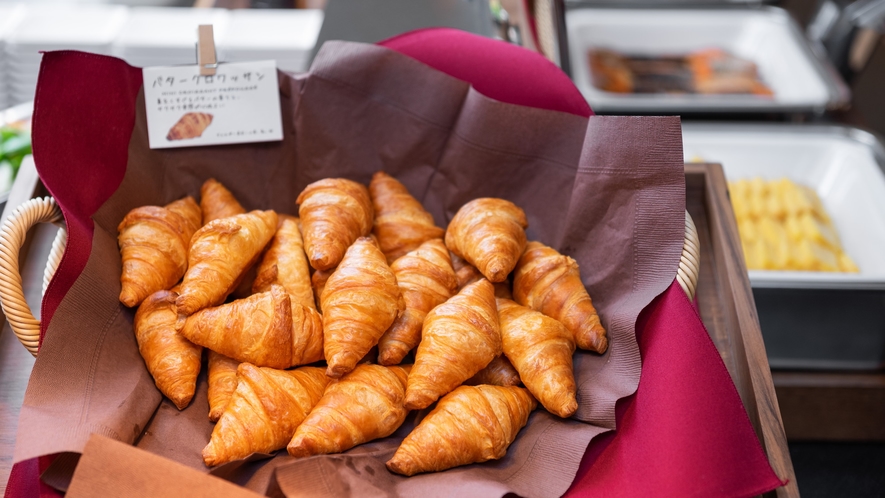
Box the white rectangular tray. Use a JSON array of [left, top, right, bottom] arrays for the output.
[[682, 123, 885, 290], [566, 6, 849, 114]]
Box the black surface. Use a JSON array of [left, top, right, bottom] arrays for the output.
[[790, 442, 885, 497], [311, 0, 495, 63]]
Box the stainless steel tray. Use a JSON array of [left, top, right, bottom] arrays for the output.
[[565, 6, 850, 114]]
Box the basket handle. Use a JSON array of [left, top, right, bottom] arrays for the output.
[[679, 211, 700, 301], [0, 197, 67, 356]]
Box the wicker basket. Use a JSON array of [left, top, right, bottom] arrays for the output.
[[0, 196, 700, 356]]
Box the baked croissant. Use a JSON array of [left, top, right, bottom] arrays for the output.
[[176, 210, 278, 315], [311, 268, 334, 314], [118, 196, 201, 307], [404, 278, 501, 410], [377, 239, 458, 366], [253, 215, 316, 310], [450, 252, 483, 290], [445, 198, 528, 283], [166, 112, 213, 141], [387, 385, 536, 476], [200, 178, 246, 225], [369, 171, 445, 264], [513, 241, 608, 353], [297, 178, 373, 271], [133, 289, 202, 410], [497, 298, 577, 417], [207, 351, 240, 422], [202, 364, 329, 467], [465, 355, 521, 387], [322, 237, 404, 378], [287, 364, 411, 458]]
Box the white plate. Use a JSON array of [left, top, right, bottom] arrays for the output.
[[682, 123, 885, 290], [567, 7, 848, 113]]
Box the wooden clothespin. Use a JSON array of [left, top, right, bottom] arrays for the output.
[[197, 24, 217, 76]]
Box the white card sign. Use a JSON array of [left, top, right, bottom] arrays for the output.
[[142, 60, 283, 149]]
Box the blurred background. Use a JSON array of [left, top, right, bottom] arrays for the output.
[[0, 0, 884, 496]]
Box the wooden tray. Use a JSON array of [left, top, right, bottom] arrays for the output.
[[0, 161, 798, 496]]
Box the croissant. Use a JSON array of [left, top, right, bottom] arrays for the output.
[[387, 385, 536, 476], [404, 278, 501, 410], [287, 364, 411, 458], [465, 354, 521, 387], [118, 196, 201, 307], [311, 268, 333, 314], [369, 172, 445, 264], [253, 215, 316, 310], [513, 241, 608, 353], [176, 210, 277, 315], [497, 298, 577, 417], [445, 198, 528, 283], [322, 237, 404, 378], [377, 239, 458, 366], [450, 252, 483, 290], [202, 364, 329, 467], [297, 178, 374, 271], [207, 351, 240, 422], [133, 289, 202, 410], [200, 178, 246, 225], [166, 112, 213, 141]]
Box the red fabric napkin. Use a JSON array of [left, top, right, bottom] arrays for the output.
[[6, 30, 784, 498]]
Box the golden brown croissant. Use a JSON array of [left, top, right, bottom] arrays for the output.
[[369, 171, 445, 264], [513, 241, 608, 353], [387, 385, 536, 476], [176, 210, 277, 315], [310, 268, 334, 314], [287, 364, 411, 458], [202, 364, 329, 467], [450, 252, 483, 290], [133, 289, 202, 410], [377, 239, 458, 366], [200, 178, 246, 225], [444, 198, 528, 283], [465, 354, 521, 387], [297, 178, 374, 271], [497, 298, 577, 417], [207, 351, 240, 422], [404, 278, 501, 410], [166, 112, 213, 141], [118, 196, 201, 307], [253, 215, 316, 310], [322, 237, 404, 378]]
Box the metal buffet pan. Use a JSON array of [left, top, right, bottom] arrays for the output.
[[562, 5, 850, 115], [683, 122, 885, 370]]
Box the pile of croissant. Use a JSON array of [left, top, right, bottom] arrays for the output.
[[118, 172, 608, 476]]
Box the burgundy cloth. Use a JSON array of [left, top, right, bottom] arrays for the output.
[[379, 27, 592, 118], [7, 31, 784, 497]]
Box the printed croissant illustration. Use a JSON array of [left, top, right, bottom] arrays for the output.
[[200, 178, 246, 225], [369, 171, 445, 264], [207, 351, 240, 422], [166, 112, 213, 141], [202, 364, 329, 467], [176, 210, 278, 315], [498, 298, 577, 417], [133, 288, 202, 410], [513, 241, 608, 354], [118, 196, 201, 307], [465, 354, 521, 387], [404, 278, 501, 410], [179, 284, 322, 369], [297, 178, 374, 271], [387, 385, 537, 476], [287, 364, 411, 458], [445, 198, 528, 283], [322, 237, 404, 378], [377, 239, 458, 366]]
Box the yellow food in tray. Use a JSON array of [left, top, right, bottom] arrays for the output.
[[728, 178, 858, 273]]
